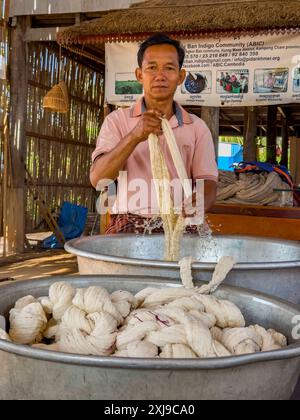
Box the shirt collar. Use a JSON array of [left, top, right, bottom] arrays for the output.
[[131, 97, 192, 126]]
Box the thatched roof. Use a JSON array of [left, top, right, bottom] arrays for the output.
[[57, 0, 300, 45]]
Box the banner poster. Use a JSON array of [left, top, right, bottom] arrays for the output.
[[105, 33, 300, 107]]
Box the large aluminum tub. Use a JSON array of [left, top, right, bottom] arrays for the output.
[[0, 275, 299, 400], [65, 234, 300, 305]]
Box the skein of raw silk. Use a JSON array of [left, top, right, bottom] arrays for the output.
[[148, 118, 193, 261], [4, 258, 288, 359]]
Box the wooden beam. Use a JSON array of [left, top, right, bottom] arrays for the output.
[[10, 0, 144, 17], [290, 136, 300, 185], [28, 182, 93, 188], [243, 106, 257, 161], [25, 27, 67, 42], [220, 111, 242, 133], [278, 106, 286, 120], [210, 203, 300, 219], [26, 131, 95, 149], [201, 107, 220, 159], [4, 17, 28, 255], [261, 126, 267, 133], [266, 105, 277, 163]]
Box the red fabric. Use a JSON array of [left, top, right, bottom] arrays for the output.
[[105, 214, 163, 234], [105, 214, 199, 234]]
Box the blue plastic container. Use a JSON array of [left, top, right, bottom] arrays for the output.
[[218, 143, 244, 171]]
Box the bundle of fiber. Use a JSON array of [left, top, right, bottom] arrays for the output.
[[216, 171, 290, 206]]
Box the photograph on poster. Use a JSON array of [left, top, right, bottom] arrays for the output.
[[293, 67, 300, 92], [216, 70, 249, 94], [115, 73, 143, 95], [181, 71, 212, 94], [253, 68, 289, 93]]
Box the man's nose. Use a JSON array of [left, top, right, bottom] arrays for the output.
[[153, 69, 167, 79]]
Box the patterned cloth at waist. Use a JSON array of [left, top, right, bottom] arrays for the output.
[[105, 214, 199, 235]]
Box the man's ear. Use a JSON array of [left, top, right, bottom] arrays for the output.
[[178, 68, 186, 86], [135, 67, 142, 83]]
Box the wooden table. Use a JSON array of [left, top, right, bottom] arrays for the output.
[[207, 204, 300, 241]]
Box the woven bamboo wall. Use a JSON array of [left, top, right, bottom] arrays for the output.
[[0, 80, 6, 235], [25, 42, 104, 232], [0, 0, 9, 237]]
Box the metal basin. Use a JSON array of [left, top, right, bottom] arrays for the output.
[[65, 234, 300, 304], [0, 275, 299, 400]]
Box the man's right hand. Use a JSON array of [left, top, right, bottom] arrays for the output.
[[129, 110, 164, 144]]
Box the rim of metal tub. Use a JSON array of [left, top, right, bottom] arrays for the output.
[[1, 338, 300, 371], [65, 234, 300, 271]]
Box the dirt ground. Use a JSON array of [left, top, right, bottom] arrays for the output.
[[0, 232, 79, 282], [0, 252, 78, 282]]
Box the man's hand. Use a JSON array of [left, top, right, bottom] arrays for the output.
[[181, 180, 217, 224], [181, 192, 204, 225], [129, 110, 164, 144], [90, 109, 165, 188]]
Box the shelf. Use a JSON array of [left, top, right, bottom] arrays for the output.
[[207, 204, 300, 241], [210, 204, 300, 219]]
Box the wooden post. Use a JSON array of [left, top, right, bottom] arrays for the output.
[[243, 106, 257, 161], [201, 107, 220, 160], [290, 136, 300, 186], [4, 17, 28, 255], [266, 105, 277, 163], [2, 112, 9, 257], [280, 108, 289, 168]]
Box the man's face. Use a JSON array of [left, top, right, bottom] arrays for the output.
[[136, 44, 186, 101]]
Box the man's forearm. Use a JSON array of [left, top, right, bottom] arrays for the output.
[[90, 109, 164, 189], [183, 179, 217, 217], [204, 180, 217, 212], [90, 134, 139, 188]]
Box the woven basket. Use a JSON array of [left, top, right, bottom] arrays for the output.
[[43, 81, 69, 113]]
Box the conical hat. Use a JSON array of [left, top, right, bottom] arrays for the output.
[[43, 81, 69, 113]]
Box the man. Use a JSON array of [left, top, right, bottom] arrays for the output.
[[90, 33, 218, 234]]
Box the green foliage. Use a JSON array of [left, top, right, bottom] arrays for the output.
[[219, 136, 243, 145], [115, 81, 143, 95]]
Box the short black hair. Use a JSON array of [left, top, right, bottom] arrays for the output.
[[137, 33, 185, 69]]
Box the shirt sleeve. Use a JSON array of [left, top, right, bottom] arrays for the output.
[[91, 111, 123, 163], [191, 117, 219, 182]]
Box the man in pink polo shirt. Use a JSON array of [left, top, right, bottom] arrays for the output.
[[90, 33, 218, 234]]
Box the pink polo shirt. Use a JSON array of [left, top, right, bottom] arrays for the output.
[[92, 99, 218, 215]]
